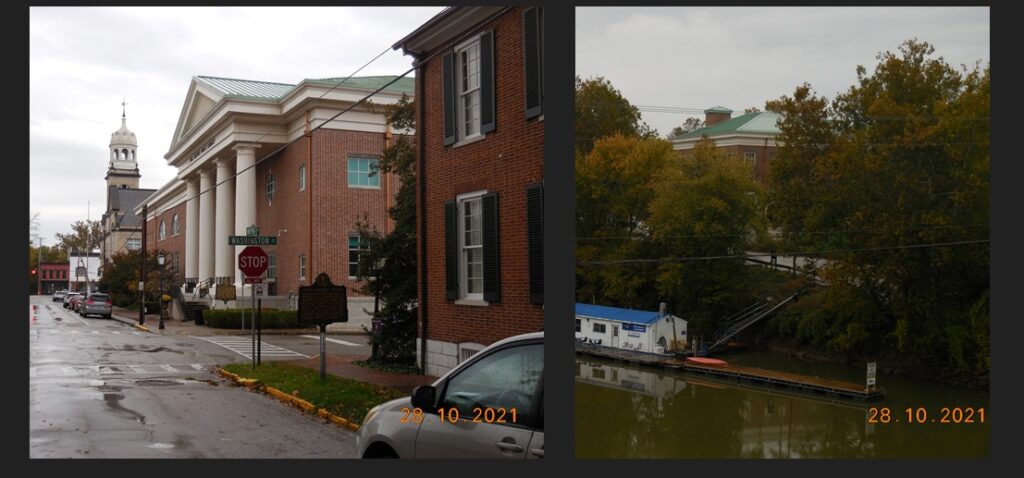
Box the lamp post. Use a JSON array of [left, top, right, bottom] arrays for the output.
[[157, 254, 165, 330]]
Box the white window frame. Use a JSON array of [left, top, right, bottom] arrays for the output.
[[299, 164, 306, 191], [299, 254, 306, 280], [159, 221, 166, 240], [454, 35, 483, 145], [126, 238, 141, 251], [347, 156, 381, 189], [744, 151, 757, 164], [593, 323, 606, 334], [457, 190, 487, 302], [171, 214, 180, 236], [348, 233, 364, 279], [267, 253, 276, 279], [266, 172, 275, 202]]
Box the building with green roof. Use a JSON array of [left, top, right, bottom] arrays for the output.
[[671, 107, 783, 187], [135, 72, 414, 333]]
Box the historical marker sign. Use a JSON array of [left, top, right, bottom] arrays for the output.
[[297, 273, 348, 328], [866, 362, 878, 389]]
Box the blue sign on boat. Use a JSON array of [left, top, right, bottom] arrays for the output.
[[622, 323, 646, 332]]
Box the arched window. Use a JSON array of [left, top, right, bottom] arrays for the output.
[[266, 172, 275, 202], [171, 214, 180, 235], [130, 150, 135, 161], [159, 221, 166, 240]]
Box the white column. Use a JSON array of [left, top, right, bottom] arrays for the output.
[[198, 169, 215, 285], [214, 158, 235, 288], [185, 178, 199, 286], [233, 143, 260, 290]]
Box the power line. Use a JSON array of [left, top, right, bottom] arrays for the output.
[[579, 239, 989, 266], [577, 223, 989, 242]]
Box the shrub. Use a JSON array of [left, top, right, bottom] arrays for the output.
[[203, 308, 305, 329]]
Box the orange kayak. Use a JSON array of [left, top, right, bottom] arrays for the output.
[[685, 357, 728, 366]]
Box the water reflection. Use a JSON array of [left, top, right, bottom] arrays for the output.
[[575, 357, 988, 458]]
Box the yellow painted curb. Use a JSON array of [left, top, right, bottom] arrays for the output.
[[134, 324, 150, 332], [214, 368, 360, 431]]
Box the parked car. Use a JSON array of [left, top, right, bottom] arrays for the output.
[[52, 291, 66, 302], [79, 293, 113, 319], [62, 292, 80, 309], [356, 331, 544, 459]]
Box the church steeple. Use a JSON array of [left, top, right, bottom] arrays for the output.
[[106, 101, 140, 189]]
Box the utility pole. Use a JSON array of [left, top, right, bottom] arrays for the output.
[[84, 201, 91, 294], [139, 203, 147, 325], [36, 237, 43, 295]]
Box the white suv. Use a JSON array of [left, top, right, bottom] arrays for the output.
[[356, 332, 544, 458]]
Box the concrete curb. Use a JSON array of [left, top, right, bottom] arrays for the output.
[[215, 367, 361, 431], [110, 313, 154, 333]]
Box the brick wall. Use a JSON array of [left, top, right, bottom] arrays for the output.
[[417, 7, 545, 347], [147, 202, 187, 283], [680, 143, 778, 188], [256, 128, 397, 297]]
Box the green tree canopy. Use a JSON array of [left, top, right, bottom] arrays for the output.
[[575, 75, 655, 154], [55, 220, 104, 253], [766, 39, 989, 384]]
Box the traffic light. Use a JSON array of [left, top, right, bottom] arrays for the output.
[[31, 268, 37, 275]]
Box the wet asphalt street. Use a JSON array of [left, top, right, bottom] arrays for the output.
[[29, 296, 358, 458]]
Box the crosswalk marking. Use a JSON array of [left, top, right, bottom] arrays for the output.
[[31, 363, 217, 378], [191, 335, 309, 360], [300, 335, 362, 347]]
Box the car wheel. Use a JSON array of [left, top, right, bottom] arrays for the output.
[[363, 443, 399, 458]]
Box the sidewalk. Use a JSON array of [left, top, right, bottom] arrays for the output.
[[290, 354, 437, 394], [109, 306, 367, 337]]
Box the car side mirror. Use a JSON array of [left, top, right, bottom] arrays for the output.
[[410, 385, 436, 410]]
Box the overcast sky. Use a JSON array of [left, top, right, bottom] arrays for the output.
[[576, 6, 990, 137], [30, 6, 444, 245]]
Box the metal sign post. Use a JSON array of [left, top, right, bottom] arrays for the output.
[[297, 273, 348, 381], [257, 298, 262, 365]]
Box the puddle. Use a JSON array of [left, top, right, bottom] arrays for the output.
[[98, 387, 147, 425]]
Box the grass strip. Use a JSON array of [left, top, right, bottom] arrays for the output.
[[223, 362, 407, 425]]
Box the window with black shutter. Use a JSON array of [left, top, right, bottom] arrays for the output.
[[526, 182, 544, 304], [445, 31, 496, 146], [444, 200, 458, 300], [481, 192, 500, 302], [523, 7, 544, 119]]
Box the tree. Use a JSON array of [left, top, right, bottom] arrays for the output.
[[767, 39, 989, 384], [353, 95, 418, 366], [55, 220, 104, 254], [647, 137, 766, 335], [670, 117, 705, 138], [575, 134, 675, 308], [744, 106, 762, 114], [575, 75, 656, 154], [97, 248, 173, 307]]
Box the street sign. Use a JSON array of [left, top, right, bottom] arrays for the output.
[[866, 362, 878, 389], [246, 225, 259, 236], [238, 246, 269, 277], [229, 235, 278, 246], [244, 277, 263, 284]]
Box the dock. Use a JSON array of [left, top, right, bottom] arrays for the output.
[[576, 343, 883, 401]]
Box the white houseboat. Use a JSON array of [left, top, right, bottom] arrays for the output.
[[575, 303, 688, 354]]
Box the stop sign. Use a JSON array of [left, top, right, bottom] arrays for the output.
[[238, 246, 269, 277]]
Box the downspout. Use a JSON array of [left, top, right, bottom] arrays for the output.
[[306, 110, 312, 285], [416, 56, 429, 375]]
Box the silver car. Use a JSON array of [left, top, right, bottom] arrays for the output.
[[79, 293, 113, 319], [356, 331, 544, 459]]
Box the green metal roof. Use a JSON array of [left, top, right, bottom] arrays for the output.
[[196, 75, 414, 102], [679, 111, 782, 140], [195, 76, 296, 101], [306, 76, 415, 95]]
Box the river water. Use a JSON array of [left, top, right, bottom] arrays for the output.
[[575, 350, 989, 458]]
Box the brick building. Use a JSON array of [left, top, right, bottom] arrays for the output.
[[39, 263, 69, 295], [671, 106, 782, 188], [394, 6, 545, 376], [137, 75, 409, 329]]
